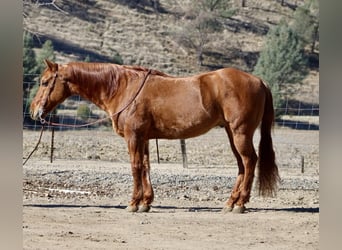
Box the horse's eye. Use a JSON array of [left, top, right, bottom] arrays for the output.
[[41, 81, 48, 87]]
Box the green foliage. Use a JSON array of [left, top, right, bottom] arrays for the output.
[[253, 0, 319, 115], [292, 6, 312, 45], [291, 1, 316, 45], [23, 32, 39, 118], [23, 32, 38, 82], [291, 0, 319, 53], [112, 51, 123, 65], [77, 104, 92, 120], [84, 55, 91, 62], [254, 21, 307, 85], [253, 21, 308, 115], [35, 40, 56, 74]]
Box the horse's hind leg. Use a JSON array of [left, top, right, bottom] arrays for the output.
[[223, 126, 245, 212], [223, 126, 257, 213], [139, 140, 154, 212]]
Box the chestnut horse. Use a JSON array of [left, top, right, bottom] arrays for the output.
[[30, 60, 279, 213]]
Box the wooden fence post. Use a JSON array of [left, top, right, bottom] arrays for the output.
[[50, 114, 56, 163], [180, 139, 188, 168]]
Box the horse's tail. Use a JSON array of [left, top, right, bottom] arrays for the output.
[[257, 82, 280, 197]]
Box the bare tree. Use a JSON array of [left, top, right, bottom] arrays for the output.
[[23, 0, 67, 32], [177, 14, 219, 66], [23, 0, 67, 15], [175, 0, 235, 66]]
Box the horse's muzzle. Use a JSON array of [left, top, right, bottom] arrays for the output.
[[30, 106, 44, 121]]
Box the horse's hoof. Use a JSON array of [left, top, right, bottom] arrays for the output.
[[126, 205, 138, 212], [138, 205, 151, 213], [232, 205, 246, 214], [222, 206, 234, 213]]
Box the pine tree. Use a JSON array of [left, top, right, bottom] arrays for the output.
[[291, 0, 319, 53], [291, 2, 314, 46], [35, 40, 56, 74], [253, 21, 308, 115], [23, 32, 39, 120], [23, 32, 38, 83]]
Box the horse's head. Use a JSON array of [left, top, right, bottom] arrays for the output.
[[30, 59, 71, 121]]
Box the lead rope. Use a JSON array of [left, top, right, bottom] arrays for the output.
[[23, 124, 46, 166]]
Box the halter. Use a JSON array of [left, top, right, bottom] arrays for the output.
[[39, 72, 58, 124]]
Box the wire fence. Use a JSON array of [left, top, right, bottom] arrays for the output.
[[23, 75, 319, 131], [23, 75, 319, 170]]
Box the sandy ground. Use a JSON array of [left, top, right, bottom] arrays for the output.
[[23, 128, 319, 249]]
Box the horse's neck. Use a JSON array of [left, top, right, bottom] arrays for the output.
[[76, 87, 107, 111], [68, 65, 127, 112]]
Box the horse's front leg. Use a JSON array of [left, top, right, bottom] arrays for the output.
[[126, 135, 145, 212], [139, 140, 154, 212]]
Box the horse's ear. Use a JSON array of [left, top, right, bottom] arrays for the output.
[[44, 59, 58, 72]]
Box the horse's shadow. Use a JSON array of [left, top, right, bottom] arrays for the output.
[[150, 205, 319, 214], [23, 204, 319, 214]]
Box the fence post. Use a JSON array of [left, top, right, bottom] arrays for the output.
[[180, 139, 188, 168], [50, 114, 56, 163], [50, 126, 55, 163]]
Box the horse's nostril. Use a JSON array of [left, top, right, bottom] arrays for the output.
[[29, 107, 40, 121], [30, 111, 37, 120]]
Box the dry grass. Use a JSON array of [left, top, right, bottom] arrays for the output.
[[24, 0, 318, 103]]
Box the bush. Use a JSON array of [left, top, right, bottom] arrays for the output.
[[112, 51, 123, 65], [253, 20, 308, 117], [77, 104, 92, 120]]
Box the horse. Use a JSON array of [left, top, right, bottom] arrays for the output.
[[30, 59, 280, 213]]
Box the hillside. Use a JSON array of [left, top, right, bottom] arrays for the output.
[[23, 0, 318, 104]]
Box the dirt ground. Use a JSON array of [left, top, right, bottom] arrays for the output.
[[23, 128, 319, 249]]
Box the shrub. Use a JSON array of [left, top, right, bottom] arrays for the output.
[[77, 104, 92, 120], [253, 20, 308, 117], [112, 51, 123, 65]]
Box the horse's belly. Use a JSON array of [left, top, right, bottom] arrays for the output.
[[151, 112, 221, 139]]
